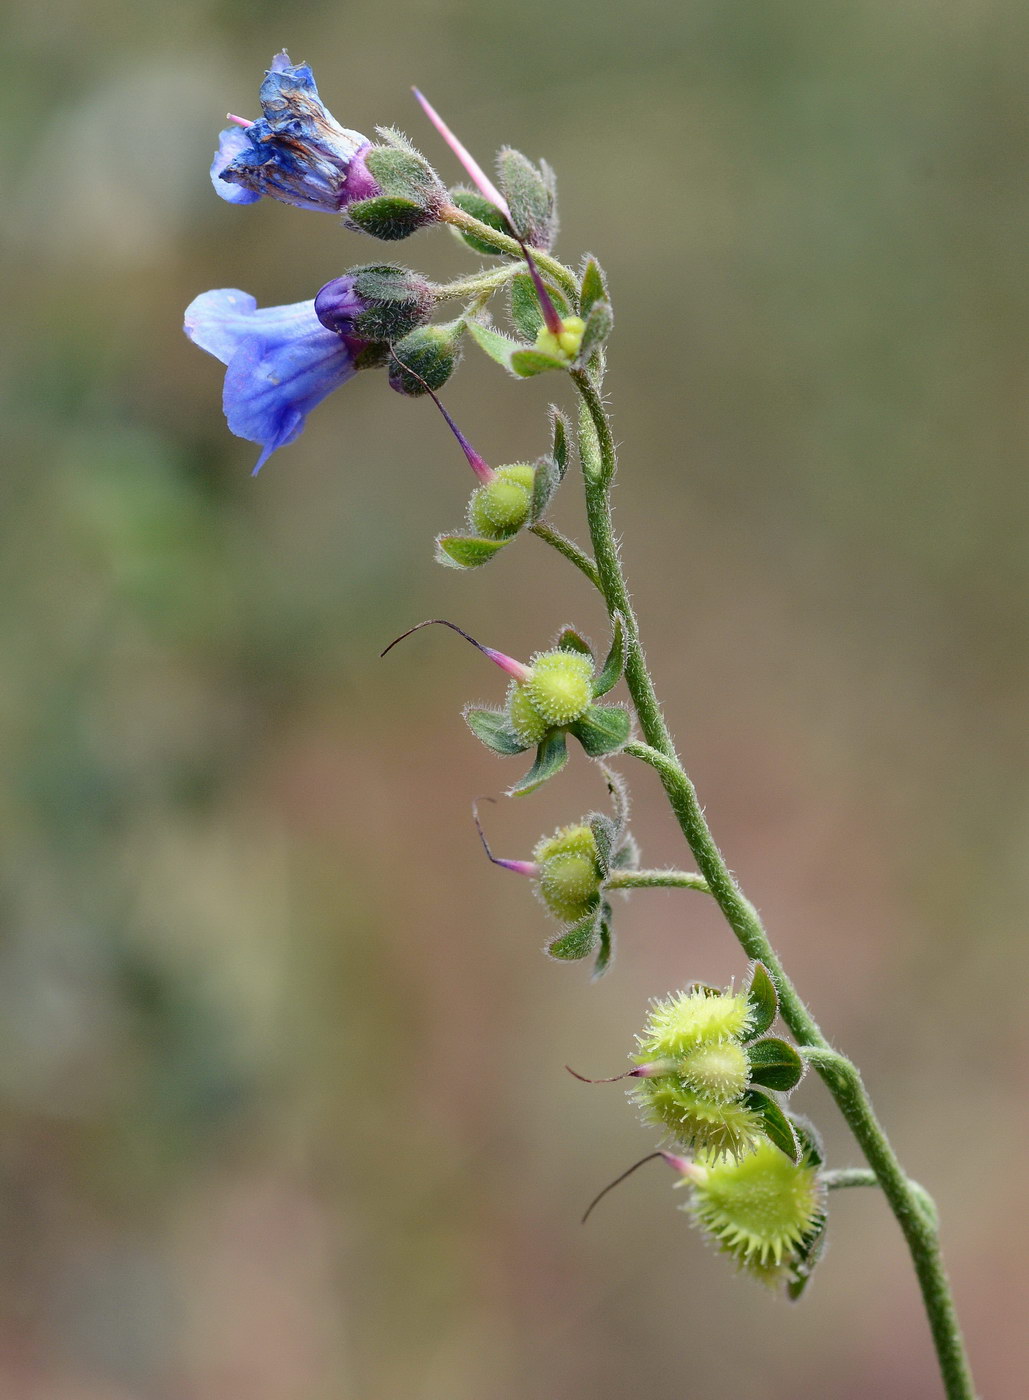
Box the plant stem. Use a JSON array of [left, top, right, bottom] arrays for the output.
[[434, 264, 523, 302], [440, 206, 579, 305], [606, 869, 709, 892], [529, 523, 602, 591], [823, 1168, 939, 1226], [571, 369, 976, 1400]]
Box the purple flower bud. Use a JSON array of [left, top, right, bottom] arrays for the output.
[[313, 276, 366, 335], [184, 289, 362, 473], [213, 52, 378, 213]]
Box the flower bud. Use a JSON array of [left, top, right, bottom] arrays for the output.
[[388, 320, 464, 395], [535, 315, 586, 362], [343, 135, 447, 241], [533, 823, 602, 921], [467, 463, 535, 539], [315, 264, 434, 343]]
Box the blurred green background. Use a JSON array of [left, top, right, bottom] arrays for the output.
[[2, 0, 1027, 1395]]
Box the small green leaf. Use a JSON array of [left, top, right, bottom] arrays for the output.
[[592, 613, 625, 697], [588, 813, 618, 877], [555, 627, 593, 658], [465, 319, 522, 372], [509, 730, 568, 796], [592, 907, 614, 978], [744, 1090, 799, 1161], [529, 457, 560, 523], [549, 407, 571, 478], [448, 188, 509, 255], [464, 707, 529, 755], [546, 904, 600, 961], [744, 962, 778, 1041], [579, 257, 608, 316], [569, 704, 630, 757], [510, 348, 566, 377], [574, 298, 613, 368], [435, 535, 509, 569], [747, 1038, 805, 1093]]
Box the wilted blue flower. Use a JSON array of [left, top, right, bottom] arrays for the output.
[[184, 289, 360, 473], [212, 52, 380, 213]]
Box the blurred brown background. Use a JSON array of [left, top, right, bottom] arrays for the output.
[[2, 0, 1027, 1396]]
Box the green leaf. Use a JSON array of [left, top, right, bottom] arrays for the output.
[[747, 1038, 805, 1093], [555, 627, 593, 658], [465, 319, 523, 372], [448, 188, 509, 255], [569, 704, 631, 757], [744, 1090, 799, 1161], [435, 535, 509, 569], [529, 457, 560, 523], [588, 813, 618, 877], [546, 904, 600, 961], [549, 407, 571, 479], [510, 348, 566, 377], [509, 731, 568, 796], [508, 272, 570, 342], [592, 614, 625, 697], [744, 962, 778, 1041], [463, 707, 529, 756], [592, 907, 614, 978], [497, 147, 557, 250], [579, 257, 608, 316], [574, 298, 613, 368], [345, 196, 426, 242]]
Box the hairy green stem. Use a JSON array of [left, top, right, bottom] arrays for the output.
[[529, 523, 602, 591], [823, 1168, 938, 1226], [571, 369, 976, 1400], [434, 264, 523, 302], [440, 206, 579, 304], [606, 869, 709, 892]]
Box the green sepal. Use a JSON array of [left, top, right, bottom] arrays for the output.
[[497, 147, 557, 250], [611, 833, 639, 870], [744, 962, 778, 1041], [747, 1037, 805, 1093], [592, 613, 625, 697], [588, 813, 618, 877], [465, 319, 524, 373], [546, 904, 601, 961], [574, 298, 613, 368], [743, 1090, 799, 1162], [569, 704, 631, 757], [435, 534, 509, 569], [364, 140, 443, 205], [592, 906, 614, 979], [510, 348, 567, 377], [790, 1115, 824, 1169], [346, 195, 427, 241], [509, 271, 570, 341], [448, 188, 509, 255], [509, 730, 568, 796], [786, 1217, 829, 1303], [388, 321, 463, 393], [555, 627, 593, 659], [549, 407, 571, 479], [463, 706, 529, 755], [579, 257, 609, 316], [529, 456, 559, 523]]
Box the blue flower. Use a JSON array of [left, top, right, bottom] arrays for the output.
[[184, 289, 359, 473], [212, 52, 380, 213]]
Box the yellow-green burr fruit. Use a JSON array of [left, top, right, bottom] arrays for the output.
[[508, 680, 551, 745], [468, 464, 536, 540], [534, 823, 601, 921], [524, 650, 594, 727], [679, 1041, 751, 1104], [632, 1077, 764, 1162], [689, 1139, 824, 1284], [636, 987, 753, 1063], [535, 316, 586, 362]]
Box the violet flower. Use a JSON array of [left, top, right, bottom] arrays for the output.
[[184, 289, 361, 473], [212, 52, 379, 213]]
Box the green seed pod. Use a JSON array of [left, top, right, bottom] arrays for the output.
[[468, 464, 536, 539], [508, 680, 551, 745], [533, 823, 602, 921], [388, 320, 464, 395], [679, 1041, 751, 1105], [637, 988, 754, 1063], [632, 1077, 765, 1161], [523, 649, 594, 726], [688, 1139, 825, 1286]]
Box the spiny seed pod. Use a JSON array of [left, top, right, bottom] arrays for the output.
[[687, 1139, 826, 1288], [533, 823, 602, 921], [508, 648, 595, 741], [638, 987, 754, 1061], [632, 1078, 766, 1162], [468, 464, 536, 539]]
